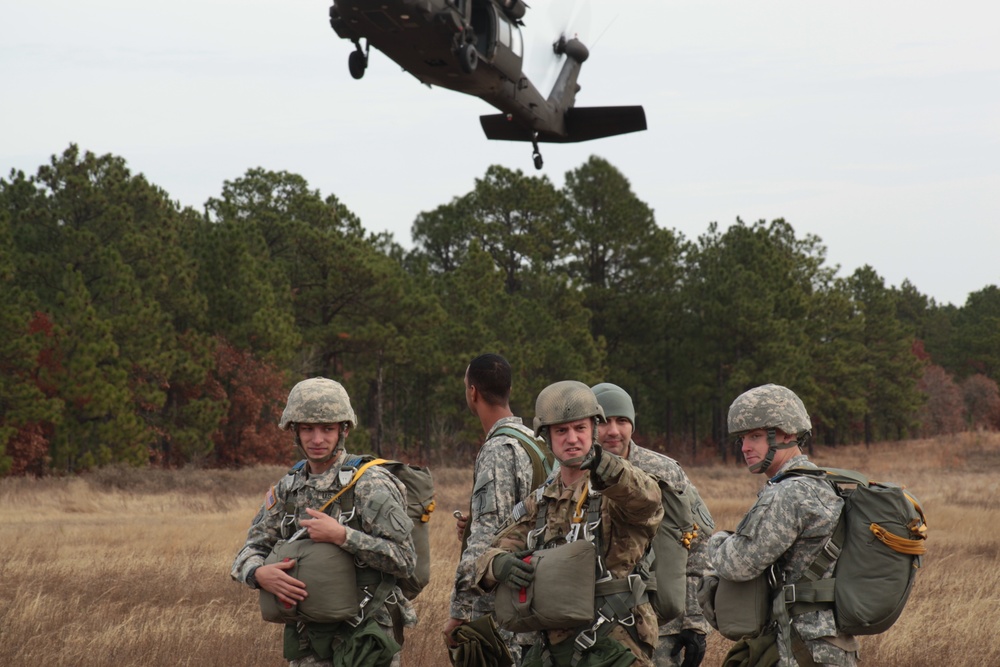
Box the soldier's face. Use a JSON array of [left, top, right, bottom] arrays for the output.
[[597, 417, 633, 456], [741, 428, 795, 473], [549, 418, 593, 465], [297, 423, 343, 462]]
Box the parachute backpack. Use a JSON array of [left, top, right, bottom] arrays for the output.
[[772, 466, 927, 642]]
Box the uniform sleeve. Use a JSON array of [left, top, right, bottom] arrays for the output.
[[450, 440, 533, 618], [602, 458, 663, 537], [709, 479, 828, 582], [340, 467, 417, 580], [230, 484, 285, 585]]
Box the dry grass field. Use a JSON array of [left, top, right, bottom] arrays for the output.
[[2, 432, 998, 666]]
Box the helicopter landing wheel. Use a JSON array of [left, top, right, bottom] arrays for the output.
[[348, 49, 367, 80], [458, 43, 477, 74]]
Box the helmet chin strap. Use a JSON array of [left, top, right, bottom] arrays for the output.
[[748, 428, 799, 475]]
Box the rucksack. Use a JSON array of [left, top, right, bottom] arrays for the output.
[[293, 455, 436, 600], [772, 466, 927, 636], [646, 479, 706, 624]]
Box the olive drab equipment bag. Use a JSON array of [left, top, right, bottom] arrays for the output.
[[772, 466, 928, 638], [645, 480, 706, 624]]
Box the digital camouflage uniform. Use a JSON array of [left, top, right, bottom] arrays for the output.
[[476, 456, 664, 667], [708, 454, 858, 667], [231, 448, 417, 667], [450, 416, 540, 658], [626, 443, 714, 667]]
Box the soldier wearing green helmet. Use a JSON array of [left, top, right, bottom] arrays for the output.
[[476, 381, 664, 667], [232, 377, 418, 667], [707, 384, 858, 666], [591, 383, 714, 667]]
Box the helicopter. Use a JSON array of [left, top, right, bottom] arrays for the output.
[[328, 0, 647, 169]]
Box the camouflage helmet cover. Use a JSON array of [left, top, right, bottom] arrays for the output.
[[533, 380, 606, 437], [279, 377, 357, 430], [591, 382, 636, 428], [727, 383, 811, 436]]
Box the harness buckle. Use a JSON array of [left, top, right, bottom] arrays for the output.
[[347, 589, 373, 627], [567, 523, 581, 543], [782, 584, 797, 604], [527, 526, 546, 550], [583, 518, 601, 542], [574, 611, 611, 653], [339, 507, 356, 524]]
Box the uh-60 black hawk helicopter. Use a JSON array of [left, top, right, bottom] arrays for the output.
[[328, 0, 646, 169]]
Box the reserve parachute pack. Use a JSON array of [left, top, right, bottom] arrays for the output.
[[773, 466, 928, 636], [291, 455, 436, 600]]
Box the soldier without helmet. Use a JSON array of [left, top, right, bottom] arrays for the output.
[[707, 384, 859, 667], [231, 377, 417, 667]]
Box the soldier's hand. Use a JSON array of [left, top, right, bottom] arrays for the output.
[[443, 617, 466, 648], [255, 559, 308, 607], [671, 629, 707, 667], [453, 511, 469, 543], [581, 443, 624, 490], [301, 507, 348, 545], [493, 550, 535, 590]]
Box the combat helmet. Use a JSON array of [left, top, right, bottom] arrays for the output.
[[280, 377, 357, 430], [533, 380, 606, 440], [728, 383, 811, 474], [591, 382, 635, 428]]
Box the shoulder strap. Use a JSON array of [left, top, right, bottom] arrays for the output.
[[317, 457, 389, 514], [493, 425, 554, 489]]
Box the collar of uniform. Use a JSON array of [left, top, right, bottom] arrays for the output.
[[300, 449, 349, 490], [769, 453, 813, 482], [485, 415, 526, 439]]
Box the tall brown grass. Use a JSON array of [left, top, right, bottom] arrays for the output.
[[1, 434, 997, 666]]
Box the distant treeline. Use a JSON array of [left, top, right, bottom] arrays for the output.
[[1, 145, 997, 475]]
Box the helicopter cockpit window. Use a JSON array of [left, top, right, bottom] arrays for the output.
[[510, 23, 522, 57], [497, 15, 511, 48]]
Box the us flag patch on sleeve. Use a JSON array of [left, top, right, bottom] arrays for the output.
[[264, 486, 277, 510]]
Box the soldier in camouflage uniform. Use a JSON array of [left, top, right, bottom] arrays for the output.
[[476, 381, 664, 667], [708, 384, 859, 667], [591, 383, 714, 667], [231, 377, 417, 667], [445, 353, 541, 664]]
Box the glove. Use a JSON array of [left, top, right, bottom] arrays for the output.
[[580, 443, 624, 490], [492, 550, 535, 591], [670, 629, 707, 667]]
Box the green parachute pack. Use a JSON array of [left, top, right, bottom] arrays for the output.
[[772, 466, 928, 637]]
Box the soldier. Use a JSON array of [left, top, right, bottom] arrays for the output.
[[444, 353, 545, 664], [591, 383, 714, 667], [476, 381, 664, 667], [708, 384, 859, 666], [231, 377, 417, 667]]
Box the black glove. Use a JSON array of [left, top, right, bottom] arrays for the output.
[[670, 629, 707, 667], [580, 443, 624, 490], [493, 550, 535, 591]]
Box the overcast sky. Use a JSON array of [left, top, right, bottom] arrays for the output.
[[3, 0, 998, 306]]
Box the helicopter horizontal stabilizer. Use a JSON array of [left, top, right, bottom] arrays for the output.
[[479, 106, 647, 144]]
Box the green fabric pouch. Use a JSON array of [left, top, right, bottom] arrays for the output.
[[448, 615, 514, 667]]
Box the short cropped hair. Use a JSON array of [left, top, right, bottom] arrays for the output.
[[467, 354, 512, 407]]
